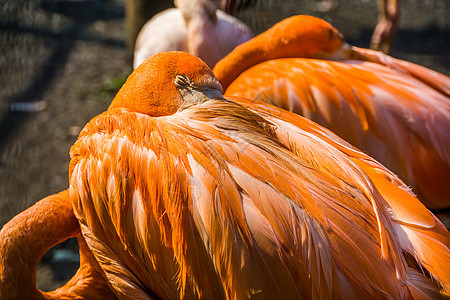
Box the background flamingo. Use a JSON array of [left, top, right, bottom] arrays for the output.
[[213, 15, 450, 210], [69, 51, 450, 298], [133, 0, 253, 69]]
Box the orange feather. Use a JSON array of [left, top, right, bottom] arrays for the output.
[[213, 15, 450, 210]]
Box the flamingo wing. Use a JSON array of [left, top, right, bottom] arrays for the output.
[[213, 15, 450, 210], [70, 96, 449, 299], [224, 58, 450, 209]]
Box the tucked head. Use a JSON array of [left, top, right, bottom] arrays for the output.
[[275, 15, 346, 58], [109, 51, 223, 116], [213, 15, 349, 90]]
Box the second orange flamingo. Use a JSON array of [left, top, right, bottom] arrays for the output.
[[213, 15, 450, 210]]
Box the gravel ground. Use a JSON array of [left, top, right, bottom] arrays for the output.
[[0, 0, 449, 292]]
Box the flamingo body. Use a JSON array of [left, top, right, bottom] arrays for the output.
[[133, 0, 252, 69], [213, 15, 450, 210], [68, 52, 450, 299]]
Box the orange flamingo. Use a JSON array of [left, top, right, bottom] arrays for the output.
[[66, 51, 449, 298], [0, 190, 116, 299], [213, 15, 450, 210], [133, 0, 252, 69]]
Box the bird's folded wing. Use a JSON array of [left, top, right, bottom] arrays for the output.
[[225, 59, 450, 208], [70, 101, 449, 298]]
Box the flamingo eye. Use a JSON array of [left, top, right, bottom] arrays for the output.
[[328, 28, 335, 40], [175, 74, 191, 88]]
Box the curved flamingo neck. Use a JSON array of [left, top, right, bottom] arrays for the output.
[[0, 191, 75, 299], [213, 15, 345, 90], [0, 190, 115, 299], [176, 0, 221, 67]]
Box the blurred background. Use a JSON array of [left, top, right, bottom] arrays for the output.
[[0, 0, 449, 291]]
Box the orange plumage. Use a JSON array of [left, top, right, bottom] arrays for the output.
[[66, 52, 449, 298], [213, 15, 450, 210]]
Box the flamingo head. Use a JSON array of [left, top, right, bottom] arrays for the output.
[[272, 15, 350, 59], [109, 51, 223, 116], [213, 15, 352, 90]]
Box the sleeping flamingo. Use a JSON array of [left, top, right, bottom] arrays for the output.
[[133, 0, 252, 69], [1, 51, 449, 298], [213, 15, 450, 210]]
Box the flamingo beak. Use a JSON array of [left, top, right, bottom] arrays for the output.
[[324, 42, 354, 61], [175, 75, 225, 111]]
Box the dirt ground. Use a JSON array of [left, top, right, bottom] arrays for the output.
[[1, 0, 449, 292]]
